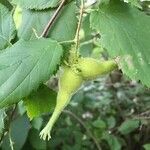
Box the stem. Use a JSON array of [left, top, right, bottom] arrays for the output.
[[9, 105, 17, 122], [40, 0, 66, 37], [80, 39, 93, 46], [9, 131, 14, 150], [0, 104, 17, 143], [0, 130, 5, 143], [63, 110, 102, 150], [59, 40, 75, 44], [74, 0, 84, 50]]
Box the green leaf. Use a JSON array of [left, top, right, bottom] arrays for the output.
[[24, 85, 56, 120], [0, 38, 63, 108], [143, 144, 150, 150], [18, 2, 77, 41], [118, 119, 140, 135], [102, 132, 122, 150], [17, 101, 26, 115], [79, 43, 93, 57], [1, 115, 30, 150], [106, 116, 116, 129], [90, 0, 150, 87], [31, 117, 43, 130], [92, 119, 106, 129], [128, 0, 142, 8], [29, 129, 46, 150], [12, 0, 60, 10], [0, 4, 16, 50], [82, 14, 92, 41]]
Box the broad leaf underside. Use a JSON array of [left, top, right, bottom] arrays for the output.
[[91, 0, 150, 87]]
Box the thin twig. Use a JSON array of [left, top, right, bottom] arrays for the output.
[[74, 0, 84, 50], [139, 110, 150, 116], [63, 110, 102, 150], [133, 116, 150, 120], [40, 0, 66, 37]]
